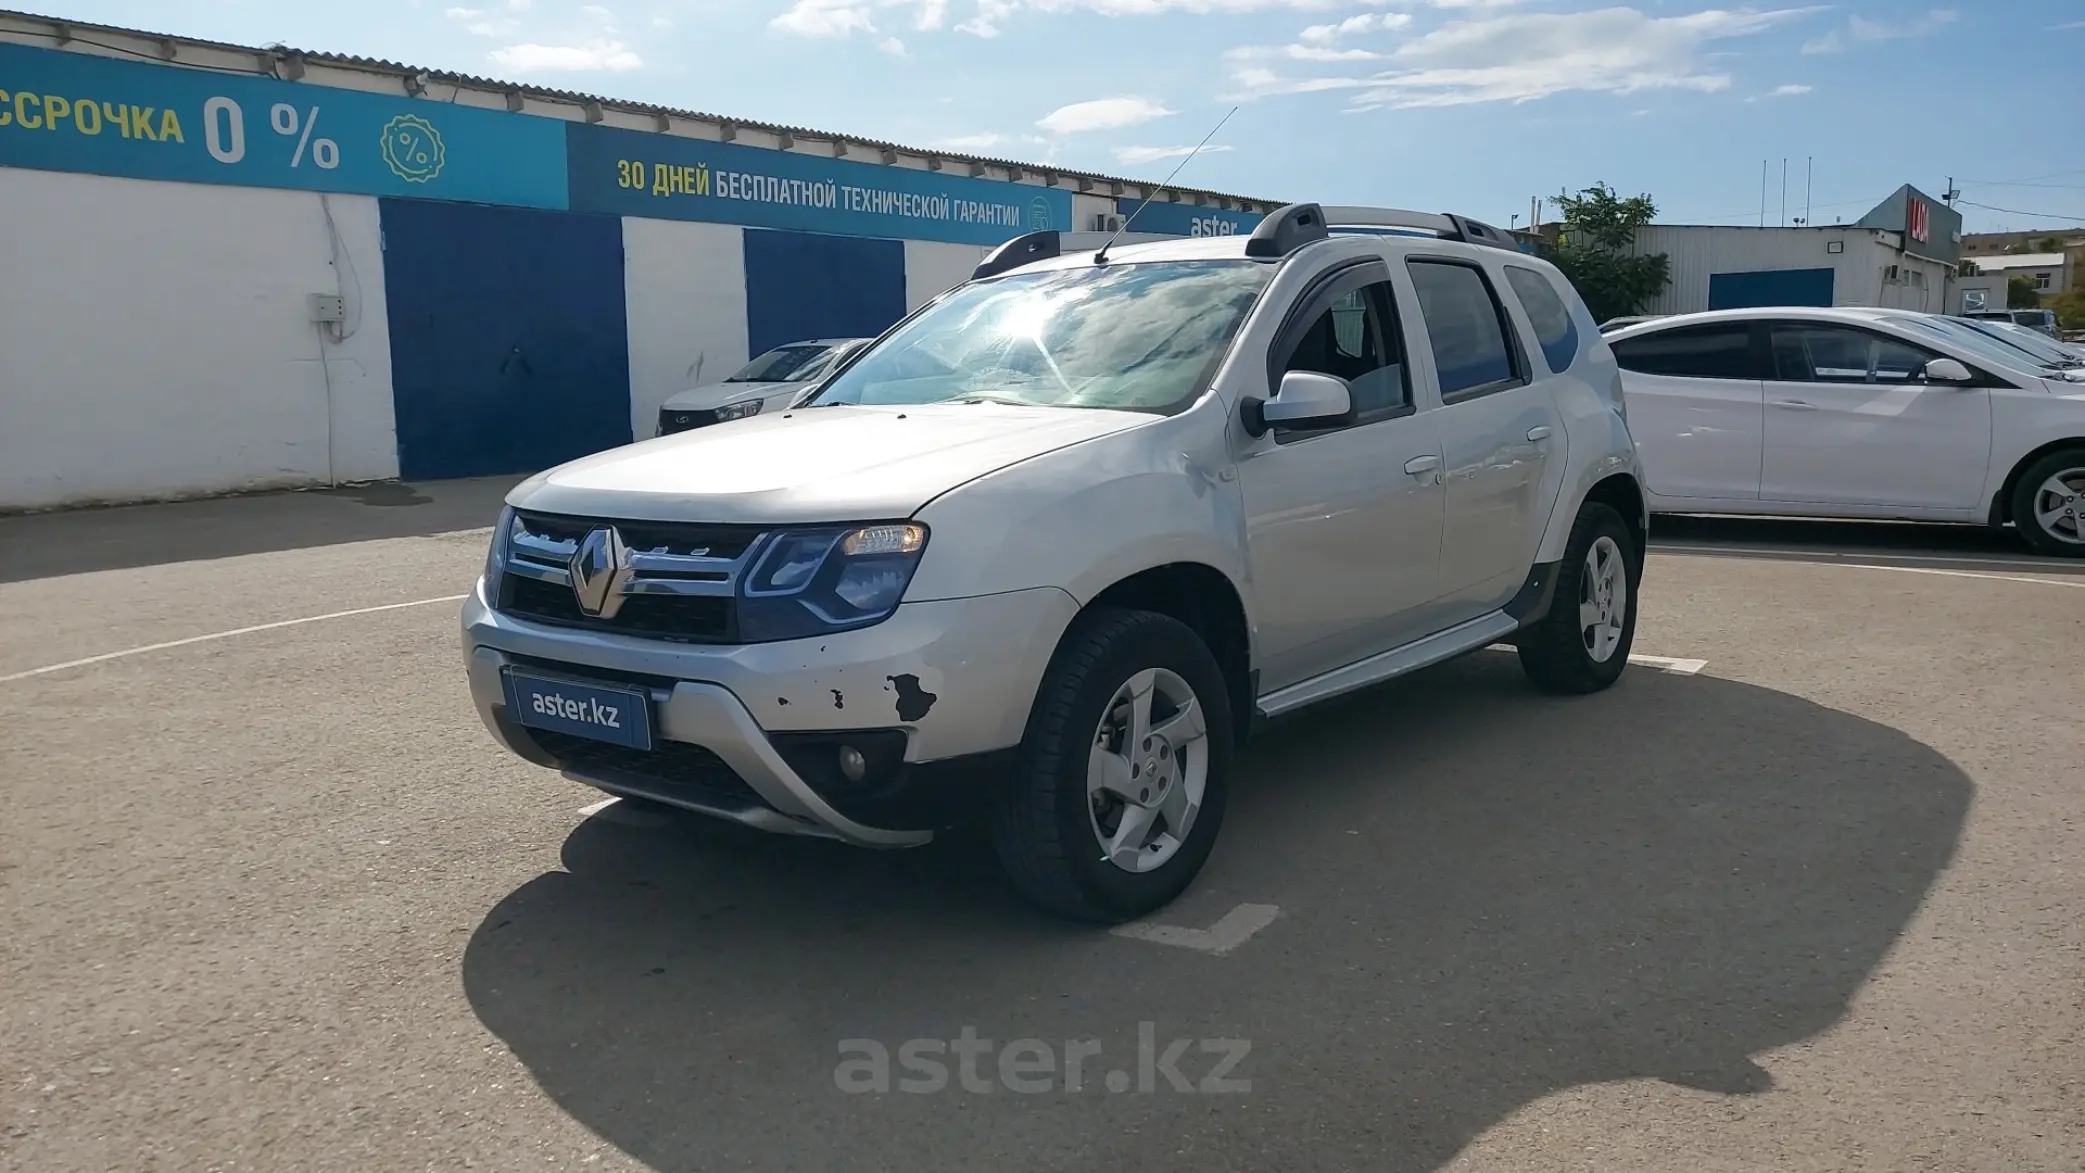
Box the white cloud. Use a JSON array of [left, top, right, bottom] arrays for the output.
[[1767, 82, 1811, 96], [1807, 8, 1956, 52], [445, 5, 521, 36], [877, 34, 909, 53], [2055, 19, 2085, 31], [1298, 12, 1411, 44], [1113, 142, 1237, 165], [773, 0, 1500, 42], [489, 39, 643, 70], [935, 131, 1006, 149], [1231, 5, 1825, 111], [1036, 95, 1174, 134]]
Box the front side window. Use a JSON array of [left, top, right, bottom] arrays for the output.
[[1407, 260, 1520, 400], [1770, 324, 1937, 384], [804, 260, 1272, 414], [1279, 281, 1408, 420], [1612, 323, 1756, 379], [1504, 265, 1582, 374]]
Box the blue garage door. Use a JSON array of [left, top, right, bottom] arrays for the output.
[[1707, 267, 1836, 310], [382, 200, 632, 480], [743, 228, 906, 357]]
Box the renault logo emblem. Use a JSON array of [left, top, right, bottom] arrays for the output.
[[569, 526, 632, 619]]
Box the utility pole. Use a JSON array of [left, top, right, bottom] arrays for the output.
[[1804, 156, 1813, 226], [1780, 157, 1788, 227]]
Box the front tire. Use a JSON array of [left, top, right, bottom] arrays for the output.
[[2010, 447, 2085, 558], [1518, 501, 1639, 694], [991, 609, 1234, 924]]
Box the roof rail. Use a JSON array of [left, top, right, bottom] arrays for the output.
[[1247, 202, 1522, 259]]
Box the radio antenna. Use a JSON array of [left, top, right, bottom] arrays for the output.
[[1094, 105, 1237, 265]]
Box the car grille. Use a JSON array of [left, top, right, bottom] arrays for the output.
[[498, 576, 733, 641], [491, 512, 765, 643], [658, 408, 717, 435], [528, 729, 770, 812]]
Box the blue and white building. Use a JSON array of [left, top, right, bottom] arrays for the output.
[[0, 10, 1275, 510]]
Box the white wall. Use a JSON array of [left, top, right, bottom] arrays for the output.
[[1627, 225, 1952, 315], [903, 240, 988, 311], [0, 170, 395, 510], [620, 217, 749, 438]]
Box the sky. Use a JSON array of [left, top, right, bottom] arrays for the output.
[[30, 0, 2085, 233]]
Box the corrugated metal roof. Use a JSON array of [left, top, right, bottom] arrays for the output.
[[0, 6, 1278, 209]]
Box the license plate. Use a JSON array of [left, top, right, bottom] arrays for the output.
[[504, 670, 654, 751]]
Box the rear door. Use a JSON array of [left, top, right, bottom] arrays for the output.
[[1610, 322, 1765, 500], [1403, 257, 1562, 615], [1759, 320, 1992, 509]]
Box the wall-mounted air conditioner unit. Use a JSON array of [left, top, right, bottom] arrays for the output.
[[1090, 214, 1123, 233]]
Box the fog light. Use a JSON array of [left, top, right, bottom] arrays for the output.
[[838, 745, 868, 782]]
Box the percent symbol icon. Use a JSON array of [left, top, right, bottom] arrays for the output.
[[270, 103, 340, 170]]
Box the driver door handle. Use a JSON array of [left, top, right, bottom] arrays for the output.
[[1404, 455, 1442, 477], [1527, 426, 1552, 442], [1772, 399, 1817, 411]]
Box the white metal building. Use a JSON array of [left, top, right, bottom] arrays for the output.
[[1622, 185, 1964, 317], [0, 10, 1274, 511]]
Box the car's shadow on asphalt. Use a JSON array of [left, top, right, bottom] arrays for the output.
[[462, 652, 1971, 1172]]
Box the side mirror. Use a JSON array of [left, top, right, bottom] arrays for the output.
[[1260, 371, 1354, 430], [1924, 357, 1974, 384]]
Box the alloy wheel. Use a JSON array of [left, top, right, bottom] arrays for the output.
[[1086, 668, 1209, 874], [1579, 534, 1629, 664], [2030, 467, 2085, 547]]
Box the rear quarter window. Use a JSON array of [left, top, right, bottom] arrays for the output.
[[1503, 266, 1583, 374]]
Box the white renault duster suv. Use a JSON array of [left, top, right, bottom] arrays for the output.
[[462, 202, 1648, 922]]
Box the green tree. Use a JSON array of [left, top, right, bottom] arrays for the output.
[[2008, 276, 2042, 310], [1958, 258, 1980, 277], [2034, 235, 2064, 253], [2050, 288, 2085, 331], [1541, 183, 1671, 324]]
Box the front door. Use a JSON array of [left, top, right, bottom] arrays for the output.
[[1404, 258, 1563, 614], [1237, 264, 1445, 692], [1759, 321, 1992, 510]]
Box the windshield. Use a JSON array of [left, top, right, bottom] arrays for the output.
[[802, 260, 1273, 413], [1880, 314, 2043, 372], [727, 344, 839, 383], [1959, 318, 2082, 367]]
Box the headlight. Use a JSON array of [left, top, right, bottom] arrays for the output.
[[715, 399, 764, 422], [483, 505, 516, 597], [738, 523, 927, 642]]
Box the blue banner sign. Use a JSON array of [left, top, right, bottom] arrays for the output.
[[568, 123, 1074, 246], [0, 42, 568, 207], [1118, 198, 1264, 239]]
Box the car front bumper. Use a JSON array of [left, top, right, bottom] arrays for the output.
[[461, 579, 1078, 846]]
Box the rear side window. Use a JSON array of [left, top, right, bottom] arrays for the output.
[[1769, 324, 1937, 384], [1503, 266, 1582, 374], [1406, 260, 1521, 400], [1612, 324, 1756, 379]]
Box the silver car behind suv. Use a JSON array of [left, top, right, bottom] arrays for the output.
[[462, 202, 1648, 922]]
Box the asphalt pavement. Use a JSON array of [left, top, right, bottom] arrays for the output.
[[2, 483, 2080, 1171]]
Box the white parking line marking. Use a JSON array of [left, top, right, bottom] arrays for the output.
[[1650, 542, 2078, 572], [1629, 655, 1709, 675], [0, 594, 470, 684], [1110, 903, 1280, 955], [1840, 564, 2085, 590]]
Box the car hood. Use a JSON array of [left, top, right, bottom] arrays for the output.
[[510, 403, 1153, 524], [659, 381, 796, 411]]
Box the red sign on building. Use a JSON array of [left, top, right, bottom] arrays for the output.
[[1908, 196, 1930, 244]]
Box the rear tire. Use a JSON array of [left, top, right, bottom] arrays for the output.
[[2010, 447, 2085, 558], [990, 609, 1234, 924], [1518, 502, 1639, 694]]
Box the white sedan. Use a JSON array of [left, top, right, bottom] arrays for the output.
[[1608, 306, 2085, 556], [654, 338, 871, 436]]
